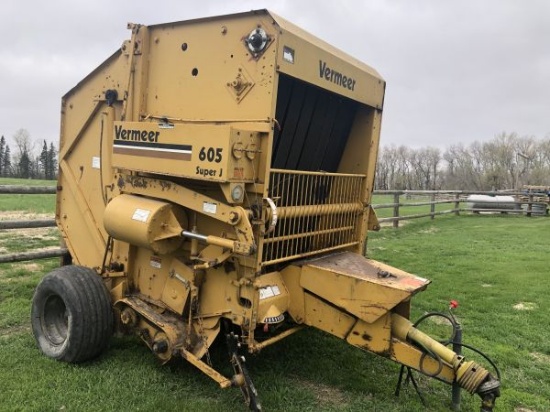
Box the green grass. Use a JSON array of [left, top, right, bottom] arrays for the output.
[[0, 178, 56, 213], [1, 187, 549, 411], [0, 194, 56, 213], [367, 215, 550, 412], [0, 177, 57, 186]]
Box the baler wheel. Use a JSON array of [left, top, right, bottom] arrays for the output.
[[31, 265, 113, 363]]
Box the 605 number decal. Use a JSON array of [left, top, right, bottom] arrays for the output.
[[199, 147, 223, 163]]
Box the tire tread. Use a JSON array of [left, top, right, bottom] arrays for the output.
[[31, 265, 113, 363]]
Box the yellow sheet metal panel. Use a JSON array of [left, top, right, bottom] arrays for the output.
[[303, 293, 356, 339], [58, 50, 129, 267], [300, 252, 430, 323], [346, 314, 391, 354], [161, 258, 193, 314], [279, 264, 306, 324], [111, 122, 263, 182], [254, 272, 290, 324], [144, 11, 278, 122], [271, 11, 385, 108]]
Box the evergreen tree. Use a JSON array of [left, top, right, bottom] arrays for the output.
[[40, 140, 48, 179], [47, 142, 57, 179], [29, 154, 39, 179], [0, 135, 5, 176], [18, 151, 31, 178], [3, 146, 11, 177]]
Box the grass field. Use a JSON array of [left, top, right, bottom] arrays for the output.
[[1, 182, 549, 411], [0, 178, 56, 213]]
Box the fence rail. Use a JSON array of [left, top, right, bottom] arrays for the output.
[[0, 186, 548, 263], [373, 190, 548, 228], [0, 185, 63, 263], [0, 185, 56, 194]]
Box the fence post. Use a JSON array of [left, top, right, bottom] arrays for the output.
[[393, 192, 400, 229], [430, 193, 436, 220], [527, 194, 533, 217], [454, 193, 460, 216]]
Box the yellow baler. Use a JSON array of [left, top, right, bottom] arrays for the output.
[[31, 9, 500, 411]]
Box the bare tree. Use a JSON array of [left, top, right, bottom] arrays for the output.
[[13, 128, 36, 178], [378, 132, 549, 190]]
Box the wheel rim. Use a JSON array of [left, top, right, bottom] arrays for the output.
[[42, 294, 69, 345]]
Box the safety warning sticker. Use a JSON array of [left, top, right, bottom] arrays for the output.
[[132, 208, 150, 223], [259, 285, 281, 300]]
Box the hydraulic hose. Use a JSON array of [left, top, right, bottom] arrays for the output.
[[391, 313, 501, 411]]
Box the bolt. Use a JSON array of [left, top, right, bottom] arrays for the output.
[[229, 211, 242, 224], [153, 340, 168, 354]]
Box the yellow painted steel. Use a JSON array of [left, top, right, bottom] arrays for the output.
[[104, 194, 186, 254], [280, 254, 497, 400], [300, 252, 430, 324], [52, 8, 500, 409], [391, 313, 492, 394], [391, 313, 458, 365]]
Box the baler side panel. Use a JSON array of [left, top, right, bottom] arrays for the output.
[[57, 50, 129, 267], [143, 15, 277, 123]]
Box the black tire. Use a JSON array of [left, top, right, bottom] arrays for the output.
[[31, 265, 113, 363]]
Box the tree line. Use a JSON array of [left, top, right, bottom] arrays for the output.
[[0, 129, 57, 180], [2, 128, 549, 190], [375, 132, 550, 191]]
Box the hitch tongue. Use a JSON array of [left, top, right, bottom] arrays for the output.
[[391, 313, 500, 410]]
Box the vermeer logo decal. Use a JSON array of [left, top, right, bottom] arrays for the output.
[[113, 125, 192, 161], [115, 125, 159, 142], [319, 60, 356, 91]]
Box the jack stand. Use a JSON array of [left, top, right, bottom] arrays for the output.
[[395, 365, 427, 407], [226, 332, 262, 411]]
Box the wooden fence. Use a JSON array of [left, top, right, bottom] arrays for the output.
[[0, 185, 67, 264], [0, 186, 548, 263], [374, 190, 549, 228]]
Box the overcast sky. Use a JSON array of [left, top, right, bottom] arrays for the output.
[[2, 0, 549, 151]]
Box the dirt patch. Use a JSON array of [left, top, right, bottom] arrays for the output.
[[513, 302, 538, 311], [379, 220, 411, 228], [295, 379, 348, 406], [0, 211, 53, 221], [14, 262, 41, 271], [530, 352, 550, 364], [419, 227, 439, 234], [0, 324, 31, 338], [0, 227, 57, 239], [0, 212, 57, 241], [515, 408, 537, 412], [28, 246, 60, 252]]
